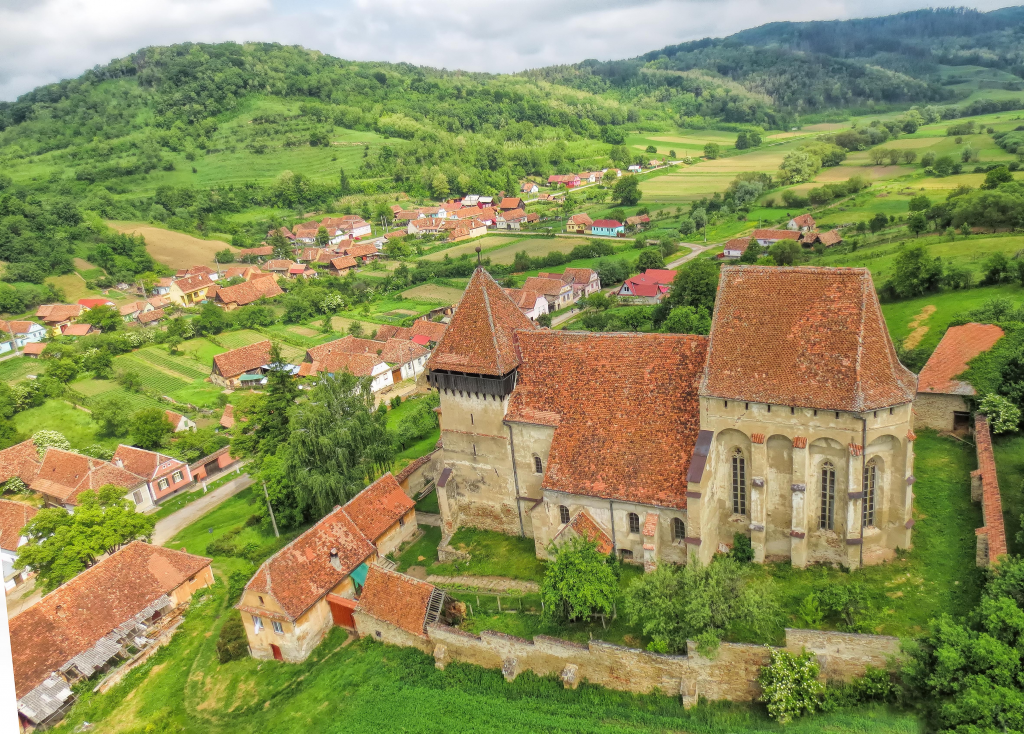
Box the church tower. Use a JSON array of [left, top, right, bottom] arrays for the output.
[[427, 267, 538, 537]]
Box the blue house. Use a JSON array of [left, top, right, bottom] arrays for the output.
[[590, 219, 624, 237]]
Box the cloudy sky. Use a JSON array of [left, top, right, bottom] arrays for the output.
[[0, 0, 1013, 101]]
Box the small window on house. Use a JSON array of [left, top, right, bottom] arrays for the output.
[[559, 505, 570, 524], [672, 517, 685, 542], [619, 549, 634, 561], [628, 512, 640, 534], [534, 456, 543, 474], [470, 414, 474, 425], [724, 400, 728, 408], [890, 408, 894, 415], [767, 405, 771, 413], [399, 516, 405, 528], [189, 575, 196, 583], [744, 403, 749, 410], [253, 616, 264, 633], [272, 620, 284, 634], [790, 407, 795, 415], [835, 412, 840, 419], [258, 595, 264, 605], [132, 490, 143, 505], [172, 471, 183, 483], [157, 478, 169, 490], [813, 410, 818, 417]]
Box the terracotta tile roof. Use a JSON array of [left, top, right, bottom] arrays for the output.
[[380, 338, 429, 365], [35, 304, 82, 323], [791, 214, 816, 228], [500, 209, 528, 222], [356, 566, 435, 637], [21, 342, 46, 355], [265, 259, 293, 271], [340, 244, 378, 258], [561, 268, 597, 285], [165, 410, 185, 427], [592, 219, 622, 228], [342, 473, 414, 541], [521, 277, 568, 297], [138, 309, 165, 324], [239, 246, 274, 257], [215, 277, 284, 307], [504, 288, 545, 310], [307, 335, 380, 361], [411, 318, 447, 343], [499, 197, 525, 210], [918, 323, 1004, 396], [77, 298, 114, 309], [427, 268, 537, 377], [222, 266, 262, 279], [212, 341, 273, 380], [625, 215, 651, 225], [173, 273, 215, 295], [62, 324, 96, 337], [556, 510, 613, 554], [752, 229, 801, 241], [331, 256, 358, 271], [0, 499, 36, 552], [621, 269, 676, 298], [506, 332, 707, 509], [147, 295, 170, 309], [0, 440, 42, 485], [724, 238, 754, 252], [242, 505, 375, 620], [0, 320, 41, 336], [219, 404, 235, 429], [30, 449, 142, 504], [112, 445, 184, 481], [568, 213, 593, 226], [975, 414, 1007, 564], [11, 542, 211, 698], [303, 352, 381, 378], [818, 229, 843, 247], [175, 266, 214, 278], [118, 301, 149, 317], [702, 266, 917, 411]]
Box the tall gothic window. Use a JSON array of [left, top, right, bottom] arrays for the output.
[[559, 505, 570, 524], [820, 461, 836, 530], [731, 449, 746, 516], [534, 455, 543, 474], [672, 518, 686, 541], [628, 512, 641, 534], [863, 460, 878, 528]]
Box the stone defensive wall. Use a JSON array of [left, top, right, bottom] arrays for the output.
[[972, 414, 1007, 567], [369, 621, 900, 705]]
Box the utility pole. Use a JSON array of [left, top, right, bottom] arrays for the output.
[[263, 480, 279, 538]]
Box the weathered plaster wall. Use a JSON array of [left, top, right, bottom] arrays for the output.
[[914, 392, 968, 432]]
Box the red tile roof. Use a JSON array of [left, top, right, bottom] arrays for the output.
[[506, 331, 707, 509], [213, 341, 273, 380], [342, 473, 414, 541], [138, 309, 165, 324], [11, 542, 211, 698], [499, 197, 524, 210], [0, 440, 42, 485], [30, 449, 142, 504], [0, 499, 36, 552], [301, 351, 381, 378], [521, 276, 568, 297], [239, 246, 274, 257], [557, 510, 613, 554], [242, 505, 375, 620], [35, 304, 82, 323], [112, 445, 184, 481], [592, 219, 622, 228], [975, 414, 1007, 564], [21, 342, 46, 355], [330, 256, 358, 271], [77, 298, 114, 309], [752, 229, 801, 241], [62, 324, 96, 337], [791, 214, 816, 228], [428, 268, 537, 377], [504, 288, 545, 311], [172, 273, 215, 294], [568, 213, 593, 226], [724, 238, 755, 252], [220, 404, 235, 429], [215, 276, 284, 307], [918, 323, 1004, 395], [621, 269, 676, 298], [561, 268, 597, 285], [265, 259, 293, 271], [356, 566, 435, 637], [703, 266, 916, 411]]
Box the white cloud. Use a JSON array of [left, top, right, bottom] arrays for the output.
[[0, 0, 1009, 101]]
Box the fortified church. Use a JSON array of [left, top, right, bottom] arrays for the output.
[[427, 265, 918, 570]]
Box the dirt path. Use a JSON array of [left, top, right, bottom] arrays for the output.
[[153, 472, 252, 546], [904, 304, 937, 349], [425, 575, 540, 593], [417, 512, 441, 526]]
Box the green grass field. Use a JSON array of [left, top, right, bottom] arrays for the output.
[[12, 399, 121, 451]]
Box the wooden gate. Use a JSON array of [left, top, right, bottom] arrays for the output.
[[327, 594, 358, 629]]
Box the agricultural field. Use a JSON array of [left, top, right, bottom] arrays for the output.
[[400, 283, 466, 304], [107, 222, 231, 269]]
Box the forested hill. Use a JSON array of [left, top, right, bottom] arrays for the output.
[[532, 7, 1024, 116]]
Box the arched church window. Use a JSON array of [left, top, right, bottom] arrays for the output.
[[863, 460, 878, 528], [820, 461, 836, 530], [672, 517, 685, 541], [559, 505, 570, 524], [628, 512, 640, 534], [732, 449, 746, 516], [534, 455, 543, 474]]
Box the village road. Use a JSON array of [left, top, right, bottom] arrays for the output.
[[152, 472, 253, 546]]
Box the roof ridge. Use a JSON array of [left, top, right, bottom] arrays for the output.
[[853, 271, 869, 412], [478, 269, 504, 375]]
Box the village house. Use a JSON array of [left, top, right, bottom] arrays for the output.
[[788, 214, 816, 232], [138, 309, 166, 327], [447, 220, 487, 242], [118, 301, 153, 323], [77, 298, 115, 310], [190, 446, 240, 483], [617, 269, 676, 303], [174, 265, 219, 281], [238, 245, 274, 261], [496, 209, 527, 230], [148, 295, 171, 310], [339, 243, 381, 263], [625, 214, 651, 231], [211, 340, 275, 389], [297, 350, 392, 391], [915, 323, 1004, 432], [521, 182, 539, 194], [236, 473, 416, 662], [301, 335, 426, 389], [215, 275, 284, 310], [112, 445, 192, 504], [751, 229, 802, 247], [29, 447, 154, 511], [537, 268, 601, 300], [164, 410, 196, 433], [0, 499, 37, 592], [375, 318, 448, 346], [408, 219, 444, 236], [429, 266, 917, 572], [268, 227, 296, 242], [0, 440, 43, 488], [12, 542, 213, 730], [329, 256, 359, 276], [521, 276, 575, 312], [800, 229, 843, 248], [352, 565, 443, 651], [566, 212, 593, 234], [264, 260, 294, 276], [35, 304, 83, 335], [504, 288, 550, 321], [288, 264, 317, 279], [222, 265, 264, 281], [590, 219, 624, 237], [0, 320, 46, 355], [62, 323, 100, 337], [152, 278, 173, 296], [548, 174, 581, 188], [720, 238, 763, 260], [167, 273, 216, 307], [499, 197, 524, 211], [628, 164, 643, 173]]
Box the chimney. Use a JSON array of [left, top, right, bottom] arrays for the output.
[[329, 548, 342, 572]]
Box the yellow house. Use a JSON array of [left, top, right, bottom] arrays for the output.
[[167, 273, 216, 307], [236, 473, 417, 662]]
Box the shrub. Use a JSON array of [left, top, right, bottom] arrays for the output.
[[216, 613, 249, 663], [758, 647, 824, 724], [730, 532, 754, 562], [980, 393, 1021, 433]]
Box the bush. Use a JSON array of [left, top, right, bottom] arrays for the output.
[[758, 647, 824, 724], [980, 393, 1021, 433], [216, 613, 249, 663], [730, 533, 754, 562]]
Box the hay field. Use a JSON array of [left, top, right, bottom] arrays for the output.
[[640, 171, 739, 203], [45, 273, 102, 302], [107, 222, 228, 269], [401, 283, 466, 303], [487, 237, 589, 265], [421, 236, 525, 262]]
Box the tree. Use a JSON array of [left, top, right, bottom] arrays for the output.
[[678, 217, 696, 236], [623, 556, 780, 655], [193, 301, 227, 335], [347, 321, 364, 337], [703, 143, 720, 160], [232, 343, 300, 462], [130, 408, 174, 450], [982, 165, 1015, 190], [83, 349, 114, 379], [339, 168, 351, 196], [666, 257, 719, 313], [315, 226, 330, 247], [738, 240, 761, 263], [900, 150, 918, 165], [662, 305, 712, 335], [886, 244, 943, 299], [92, 393, 132, 437], [644, 145, 657, 153], [735, 132, 750, 150], [869, 148, 889, 165], [81, 304, 120, 332], [14, 486, 155, 593], [691, 207, 707, 233], [933, 155, 957, 177], [431, 172, 450, 200], [779, 151, 821, 184], [612, 175, 642, 206], [907, 212, 928, 237], [759, 648, 825, 724], [46, 358, 79, 384], [768, 240, 800, 266], [869, 212, 889, 233], [909, 194, 931, 212], [669, 149, 677, 158], [980, 394, 1021, 433], [637, 247, 665, 271], [283, 371, 395, 521], [215, 248, 234, 263], [541, 536, 617, 622], [984, 252, 1011, 285], [537, 313, 553, 327], [269, 228, 292, 260]]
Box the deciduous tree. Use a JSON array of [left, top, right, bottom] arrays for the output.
[[541, 536, 617, 622]]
